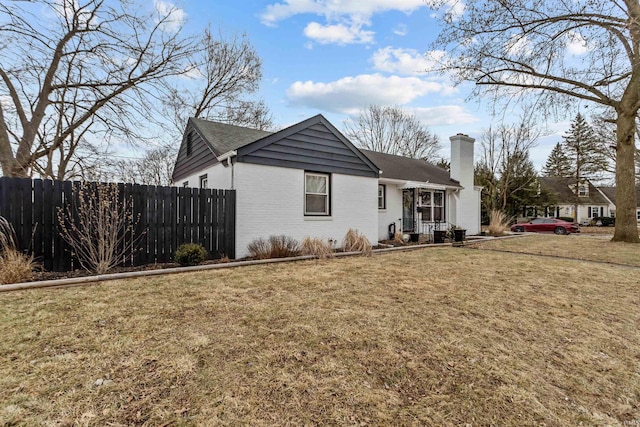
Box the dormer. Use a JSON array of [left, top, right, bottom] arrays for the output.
[[570, 180, 589, 197]]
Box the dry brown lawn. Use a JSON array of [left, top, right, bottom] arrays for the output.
[[475, 233, 640, 267], [1, 241, 640, 426]]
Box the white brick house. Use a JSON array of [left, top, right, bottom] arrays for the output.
[[172, 115, 481, 258]]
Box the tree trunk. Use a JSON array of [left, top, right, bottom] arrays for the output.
[[612, 112, 640, 242]]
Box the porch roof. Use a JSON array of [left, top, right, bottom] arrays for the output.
[[361, 149, 461, 188]]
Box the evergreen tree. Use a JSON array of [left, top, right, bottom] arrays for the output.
[[562, 113, 610, 219], [542, 142, 572, 177]]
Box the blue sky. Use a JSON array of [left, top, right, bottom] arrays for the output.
[[169, 0, 570, 168]]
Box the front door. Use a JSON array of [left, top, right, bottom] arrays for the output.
[[402, 189, 415, 232]]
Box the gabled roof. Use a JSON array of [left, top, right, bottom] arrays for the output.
[[178, 114, 380, 179], [361, 149, 461, 188], [190, 117, 273, 156], [597, 186, 640, 207], [538, 177, 608, 204]]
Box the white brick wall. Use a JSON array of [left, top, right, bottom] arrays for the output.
[[178, 162, 232, 189], [234, 163, 378, 258], [377, 183, 403, 240]]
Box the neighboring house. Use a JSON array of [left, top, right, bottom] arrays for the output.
[[526, 176, 611, 222], [597, 186, 640, 222], [171, 115, 481, 258]]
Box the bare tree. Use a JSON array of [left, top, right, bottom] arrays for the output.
[[0, 0, 194, 179], [161, 29, 269, 134], [222, 100, 274, 131], [474, 120, 541, 217], [344, 105, 441, 161], [431, 0, 640, 242], [116, 146, 176, 186]]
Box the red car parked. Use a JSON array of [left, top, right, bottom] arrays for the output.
[[510, 218, 579, 235]]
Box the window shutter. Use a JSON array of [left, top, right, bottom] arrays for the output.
[[600, 207, 604, 217], [588, 207, 591, 217]]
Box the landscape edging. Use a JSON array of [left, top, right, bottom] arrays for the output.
[[0, 234, 523, 293]]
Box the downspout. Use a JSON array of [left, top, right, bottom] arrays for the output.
[[216, 150, 237, 190]]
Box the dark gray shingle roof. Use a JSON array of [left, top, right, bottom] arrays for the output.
[[190, 117, 272, 155], [538, 177, 608, 204], [597, 186, 640, 207], [361, 149, 460, 187]]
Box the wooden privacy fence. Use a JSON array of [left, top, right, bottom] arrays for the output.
[[0, 177, 235, 272]]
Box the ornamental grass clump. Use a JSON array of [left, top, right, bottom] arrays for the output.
[[0, 249, 36, 285], [342, 228, 372, 256], [487, 209, 511, 237], [174, 243, 208, 266], [0, 216, 35, 284], [300, 237, 334, 259], [0, 216, 17, 253]]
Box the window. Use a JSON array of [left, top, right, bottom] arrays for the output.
[[418, 190, 445, 222], [637, 210, 640, 221], [199, 174, 208, 189], [578, 182, 588, 197], [186, 132, 193, 156], [588, 206, 600, 218], [378, 184, 386, 209], [183, 181, 189, 188], [433, 191, 444, 222], [305, 172, 330, 215]]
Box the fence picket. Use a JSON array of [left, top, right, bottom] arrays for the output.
[[0, 178, 235, 272]]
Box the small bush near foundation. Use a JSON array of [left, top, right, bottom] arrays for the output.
[[175, 243, 208, 266], [0, 249, 36, 285], [268, 235, 300, 258], [342, 229, 372, 256], [487, 210, 510, 236], [247, 236, 301, 259], [247, 237, 271, 259], [301, 237, 334, 259]]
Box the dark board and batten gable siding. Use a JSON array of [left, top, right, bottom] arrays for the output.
[[237, 117, 379, 178], [172, 121, 218, 183]]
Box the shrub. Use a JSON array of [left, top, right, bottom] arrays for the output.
[[487, 210, 510, 236], [57, 182, 144, 274], [175, 243, 208, 266], [591, 216, 615, 226], [247, 235, 301, 259], [247, 237, 271, 259], [300, 237, 334, 259], [268, 235, 300, 258], [0, 249, 36, 285], [342, 228, 372, 256]]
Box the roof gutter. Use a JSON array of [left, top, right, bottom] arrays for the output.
[[216, 150, 237, 163]]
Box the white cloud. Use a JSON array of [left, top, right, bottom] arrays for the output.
[[153, 0, 186, 33], [409, 106, 479, 126], [260, 0, 427, 26], [506, 34, 531, 56], [372, 47, 446, 75], [565, 30, 592, 55], [393, 24, 408, 36], [286, 73, 455, 114], [260, 0, 465, 44], [304, 22, 374, 45]]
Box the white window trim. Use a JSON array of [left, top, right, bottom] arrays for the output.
[[378, 184, 386, 210], [199, 174, 208, 189], [304, 172, 330, 216]]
